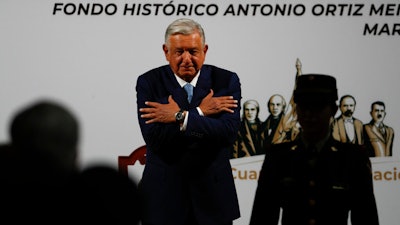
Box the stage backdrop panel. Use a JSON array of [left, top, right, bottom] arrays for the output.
[[1, 1, 400, 224]]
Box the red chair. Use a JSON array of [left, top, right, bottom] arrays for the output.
[[118, 145, 147, 175]]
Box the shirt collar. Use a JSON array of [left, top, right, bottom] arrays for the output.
[[343, 117, 353, 123], [175, 71, 200, 88]]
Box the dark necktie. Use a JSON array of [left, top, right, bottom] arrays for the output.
[[379, 125, 386, 138], [184, 83, 193, 103]]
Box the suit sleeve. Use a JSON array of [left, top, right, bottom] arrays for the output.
[[185, 72, 242, 146], [136, 72, 182, 151]]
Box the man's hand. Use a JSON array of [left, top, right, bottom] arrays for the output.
[[139, 95, 180, 124], [199, 89, 238, 116]]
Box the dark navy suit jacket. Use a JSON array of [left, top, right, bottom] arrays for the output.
[[136, 64, 241, 225]]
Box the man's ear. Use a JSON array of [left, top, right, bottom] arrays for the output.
[[203, 44, 208, 54], [162, 44, 169, 60]]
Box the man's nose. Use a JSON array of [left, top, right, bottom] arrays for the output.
[[182, 51, 192, 61]]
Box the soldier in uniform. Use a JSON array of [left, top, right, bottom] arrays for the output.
[[249, 74, 379, 225]]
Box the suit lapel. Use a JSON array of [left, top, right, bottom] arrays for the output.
[[371, 125, 385, 142], [191, 66, 212, 105], [162, 66, 191, 107], [337, 119, 347, 142]]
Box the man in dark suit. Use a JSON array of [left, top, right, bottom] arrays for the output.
[[332, 95, 364, 145], [136, 18, 241, 225], [364, 101, 394, 157], [250, 74, 379, 225]]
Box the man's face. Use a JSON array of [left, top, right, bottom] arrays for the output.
[[296, 102, 337, 140], [163, 32, 208, 82], [340, 97, 355, 117], [269, 96, 284, 117], [371, 104, 386, 123], [244, 103, 258, 122]]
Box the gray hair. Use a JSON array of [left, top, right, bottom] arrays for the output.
[[242, 99, 260, 118], [164, 18, 206, 47], [268, 94, 287, 113]]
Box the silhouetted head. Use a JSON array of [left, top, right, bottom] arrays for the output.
[[10, 99, 79, 174], [293, 74, 338, 105], [293, 74, 339, 143]]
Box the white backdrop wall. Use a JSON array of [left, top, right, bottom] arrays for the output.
[[1, 1, 400, 224]]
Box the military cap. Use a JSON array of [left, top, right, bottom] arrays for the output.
[[293, 74, 338, 104]]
